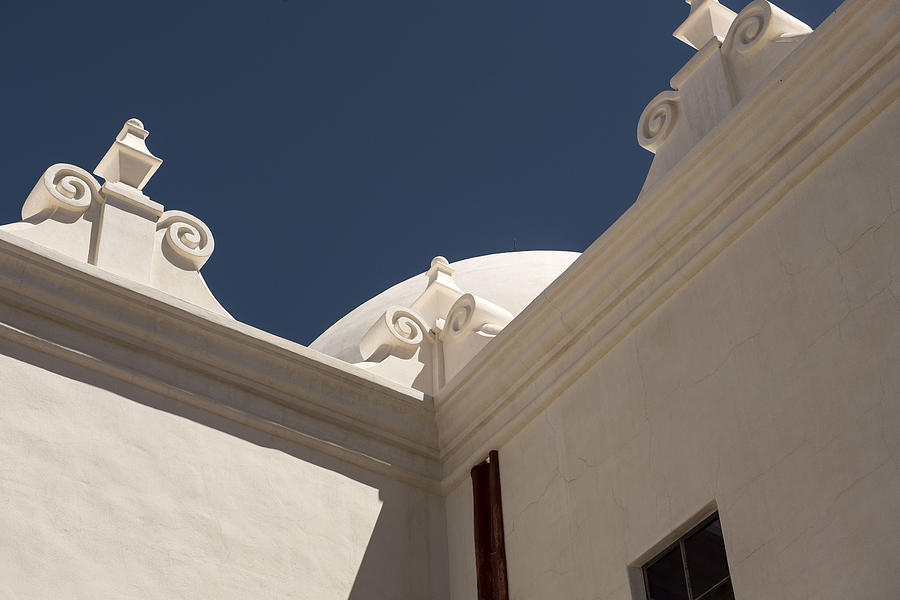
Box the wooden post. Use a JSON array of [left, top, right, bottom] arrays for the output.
[[471, 450, 509, 600]]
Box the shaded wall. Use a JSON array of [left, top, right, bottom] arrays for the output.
[[0, 345, 448, 599], [447, 89, 900, 600]]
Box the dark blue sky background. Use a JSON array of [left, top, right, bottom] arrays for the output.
[[0, 0, 839, 346]]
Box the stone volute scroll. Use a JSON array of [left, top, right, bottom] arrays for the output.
[[12, 164, 104, 263], [355, 256, 514, 396], [638, 91, 683, 154], [157, 210, 215, 271], [638, 0, 812, 191], [720, 1, 812, 102], [22, 164, 102, 222], [0, 118, 230, 317]]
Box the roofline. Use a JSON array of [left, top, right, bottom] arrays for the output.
[[435, 0, 900, 493], [0, 231, 442, 492]]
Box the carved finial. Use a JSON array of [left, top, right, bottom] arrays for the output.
[[674, 0, 737, 50], [0, 118, 229, 317], [358, 255, 514, 394], [93, 118, 162, 192], [427, 255, 456, 286]]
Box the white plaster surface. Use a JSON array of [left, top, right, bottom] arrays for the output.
[[445, 482, 477, 600], [0, 351, 448, 599]]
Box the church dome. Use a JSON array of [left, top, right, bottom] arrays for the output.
[[310, 250, 579, 364]]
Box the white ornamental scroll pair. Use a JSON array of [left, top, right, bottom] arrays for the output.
[[362, 294, 503, 359], [638, 0, 812, 189], [0, 119, 228, 316], [22, 163, 212, 266], [356, 257, 513, 395]]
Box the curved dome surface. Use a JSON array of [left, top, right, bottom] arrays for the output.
[[310, 251, 579, 364]]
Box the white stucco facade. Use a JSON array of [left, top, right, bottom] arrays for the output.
[[0, 0, 898, 598]]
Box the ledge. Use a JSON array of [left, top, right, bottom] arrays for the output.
[[435, 0, 900, 492], [0, 231, 442, 492]]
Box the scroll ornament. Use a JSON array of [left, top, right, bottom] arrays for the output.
[[722, 0, 810, 57], [729, 4, 770, 54], [384, 306, 429, 347], [360, 306, 431, 361], [0, 119, 231, 317], [637, 91, 681, 154], [22, 164, 101, 221], [354, 256, 515, 392], [443, 293, 476, 339], [441, 293, 506, 341], [157, 210, 215, 270]]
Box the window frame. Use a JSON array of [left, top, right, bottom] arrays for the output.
[[641, 512, 732, 600]]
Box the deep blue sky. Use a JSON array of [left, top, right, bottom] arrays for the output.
[[0, 0, 839, 346]]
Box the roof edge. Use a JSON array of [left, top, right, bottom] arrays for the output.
[[0, 231, 442, 492]]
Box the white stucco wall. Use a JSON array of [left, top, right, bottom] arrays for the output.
[[0, 350, 448, 599], [445, 482, 476, 600], [445, 95, 900, 600]]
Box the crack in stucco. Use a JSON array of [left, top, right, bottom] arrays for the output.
[[690, 327, 763, 388]]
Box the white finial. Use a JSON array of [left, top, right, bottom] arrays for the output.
[[427, 255, 456, 286], [674, 0, 737, 50], [93, 118, 162, 192]]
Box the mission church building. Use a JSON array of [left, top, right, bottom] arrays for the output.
[[0, 0, 898, 598]]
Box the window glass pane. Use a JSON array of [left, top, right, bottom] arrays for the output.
[[695, 580, 734, 600], [645, 546, 689, 600], [684, 517, 730, 598]]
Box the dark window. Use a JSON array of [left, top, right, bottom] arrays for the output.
[[643, 514, 734, 600]]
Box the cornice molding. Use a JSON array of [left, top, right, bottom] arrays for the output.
[[435, 0, 900, 493], [0, 232, 441, 492]]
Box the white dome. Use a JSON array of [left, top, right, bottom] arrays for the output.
[[310, 251, 579, 363]]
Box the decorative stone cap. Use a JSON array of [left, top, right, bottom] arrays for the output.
[[674, 0, 738, 49], [0, 118, 228, 317], [427, 256, 455, 285], [94, 118, 162, 191], [638, 1, 812, 190], [356, 256, 514, 395]]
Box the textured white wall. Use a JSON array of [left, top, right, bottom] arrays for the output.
[[449, 92, 900, 600], [0, 351, 447, 599], [445, 481, 476, 600]]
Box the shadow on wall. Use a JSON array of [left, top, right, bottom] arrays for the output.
[[0, 339, 449, 600]]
